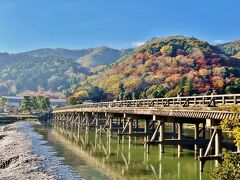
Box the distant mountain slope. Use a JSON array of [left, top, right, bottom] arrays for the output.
[[0, 46, 133, 95], [77, 46, 133, 68], [217, 40, 240, 56], [0, 56, 89, 94], [19, 48, 92, 59], [0, 53, 37, 70], [19, 47, 133, 68], [85, 36, 240, 99]]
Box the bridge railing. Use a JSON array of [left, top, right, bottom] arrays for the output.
[[56, 94, 240, 111]]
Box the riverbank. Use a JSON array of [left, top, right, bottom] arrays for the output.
[[0, 122, 81, 179]]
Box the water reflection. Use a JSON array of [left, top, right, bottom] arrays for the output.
[[35, 123, 214, 180]]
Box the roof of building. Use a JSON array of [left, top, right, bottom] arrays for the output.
[[50, 98, 66, 103], [2, 96, 23, 100], [1, 96, 66, 103]]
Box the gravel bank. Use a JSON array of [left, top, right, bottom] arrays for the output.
[[0, 122, 82, 180]]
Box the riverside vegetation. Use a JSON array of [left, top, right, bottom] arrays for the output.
[[209, 105, 240, 180]]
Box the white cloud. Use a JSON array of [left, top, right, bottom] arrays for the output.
[[131, 41, 145, 47]]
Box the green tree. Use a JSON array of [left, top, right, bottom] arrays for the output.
[[20, 96, 32, 112], [37, 96, 50, 110], [88, 87, 105, 102], [210, 106, 240, 180], [119, 92, 124, 100], [20, 96, 50, 112], [67, 96, 78, 105], [210, 150, 240, 180], [123, 92, 132, 100], [146, 85, 168, 98]]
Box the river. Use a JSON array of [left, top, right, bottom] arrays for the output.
[[32, 122, 215, 180]]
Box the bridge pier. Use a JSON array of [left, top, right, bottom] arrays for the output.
[[159, 118, 165, 153], [194, 123, 199, 151], [177, 122, 183, 157], [172, 122, 176, 139], [144, 118, 150, 150]]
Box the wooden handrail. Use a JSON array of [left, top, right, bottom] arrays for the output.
[[56, 94, 240, 111]]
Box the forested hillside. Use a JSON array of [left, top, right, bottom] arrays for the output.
[[217, 40, 240, 58], [77, 46, 133, 68], [72, 36, 240, 101], [0, 46, 132, 95], [0, 53, 37, 70], [0, 56, 89, 94], [1, 36, 240, 99], [19, 46, 133, 68]]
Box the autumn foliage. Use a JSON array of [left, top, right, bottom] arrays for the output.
[[63, 36, 240, 102], [79, 36, 240, 99]]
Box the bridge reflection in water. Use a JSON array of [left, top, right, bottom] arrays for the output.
[[39, 121, 214, 180]]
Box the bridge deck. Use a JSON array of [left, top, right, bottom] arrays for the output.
[[53, 94, 240, 120]]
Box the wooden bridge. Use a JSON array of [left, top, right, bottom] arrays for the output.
[[0, 113, 38, 123], [52, 94, 240, 171]]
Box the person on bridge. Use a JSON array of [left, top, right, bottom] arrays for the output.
[[208, 89, 217, 106], [177, 88, 184, 104], [211, 89, 217, 96], [178, 88, 184, 97]]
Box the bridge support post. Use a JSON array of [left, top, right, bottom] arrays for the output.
[[66, 113, 69, 129], [178, 123, 183, 156], [73, 112, 77, 130], [202, 122, 206, 139], [144, 119, 150, 149], [77, 113, 81, 129], [194, 123, 199, 151], [159, 119, 165, 153], [237, 145, 240, 153], [77, 113, 81, 134], [135, 119, 139, 129], [215, 128, 222, 166], [80, 113, 83, 129], [86, 113, 90, 131], [199, 148, 204, 172], [123, 113, 127, 128], [172, 122, 176, 139], [96, 113, 99, 130], [119, 117, 122, 126], [109, 115, 113, 131], [129, 117, 133, 143]]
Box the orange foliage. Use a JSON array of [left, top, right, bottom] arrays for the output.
[[212, 76, 225, 90]]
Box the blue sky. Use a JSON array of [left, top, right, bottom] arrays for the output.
[[0, 0, 239, 53]]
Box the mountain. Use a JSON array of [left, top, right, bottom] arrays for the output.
[[1, 36, 240, 98], [81, 36, 240, 100], [217, 40, 240, 57], [19, 48, 93, 59], [77, 46, 133, 68], [0, 52, 37, 70], [0, 46, 132, 95], [0, 56, 89, 94], [18, 47, 133, 68]]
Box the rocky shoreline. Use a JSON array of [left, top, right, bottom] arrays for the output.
[[0, 122, 82, 180]]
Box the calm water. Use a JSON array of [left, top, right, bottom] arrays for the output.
[[34, 123, 214, 180]]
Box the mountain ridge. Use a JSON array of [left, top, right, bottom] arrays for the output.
[[76, 35, 240, 101], [0, 35, 240, 97]]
